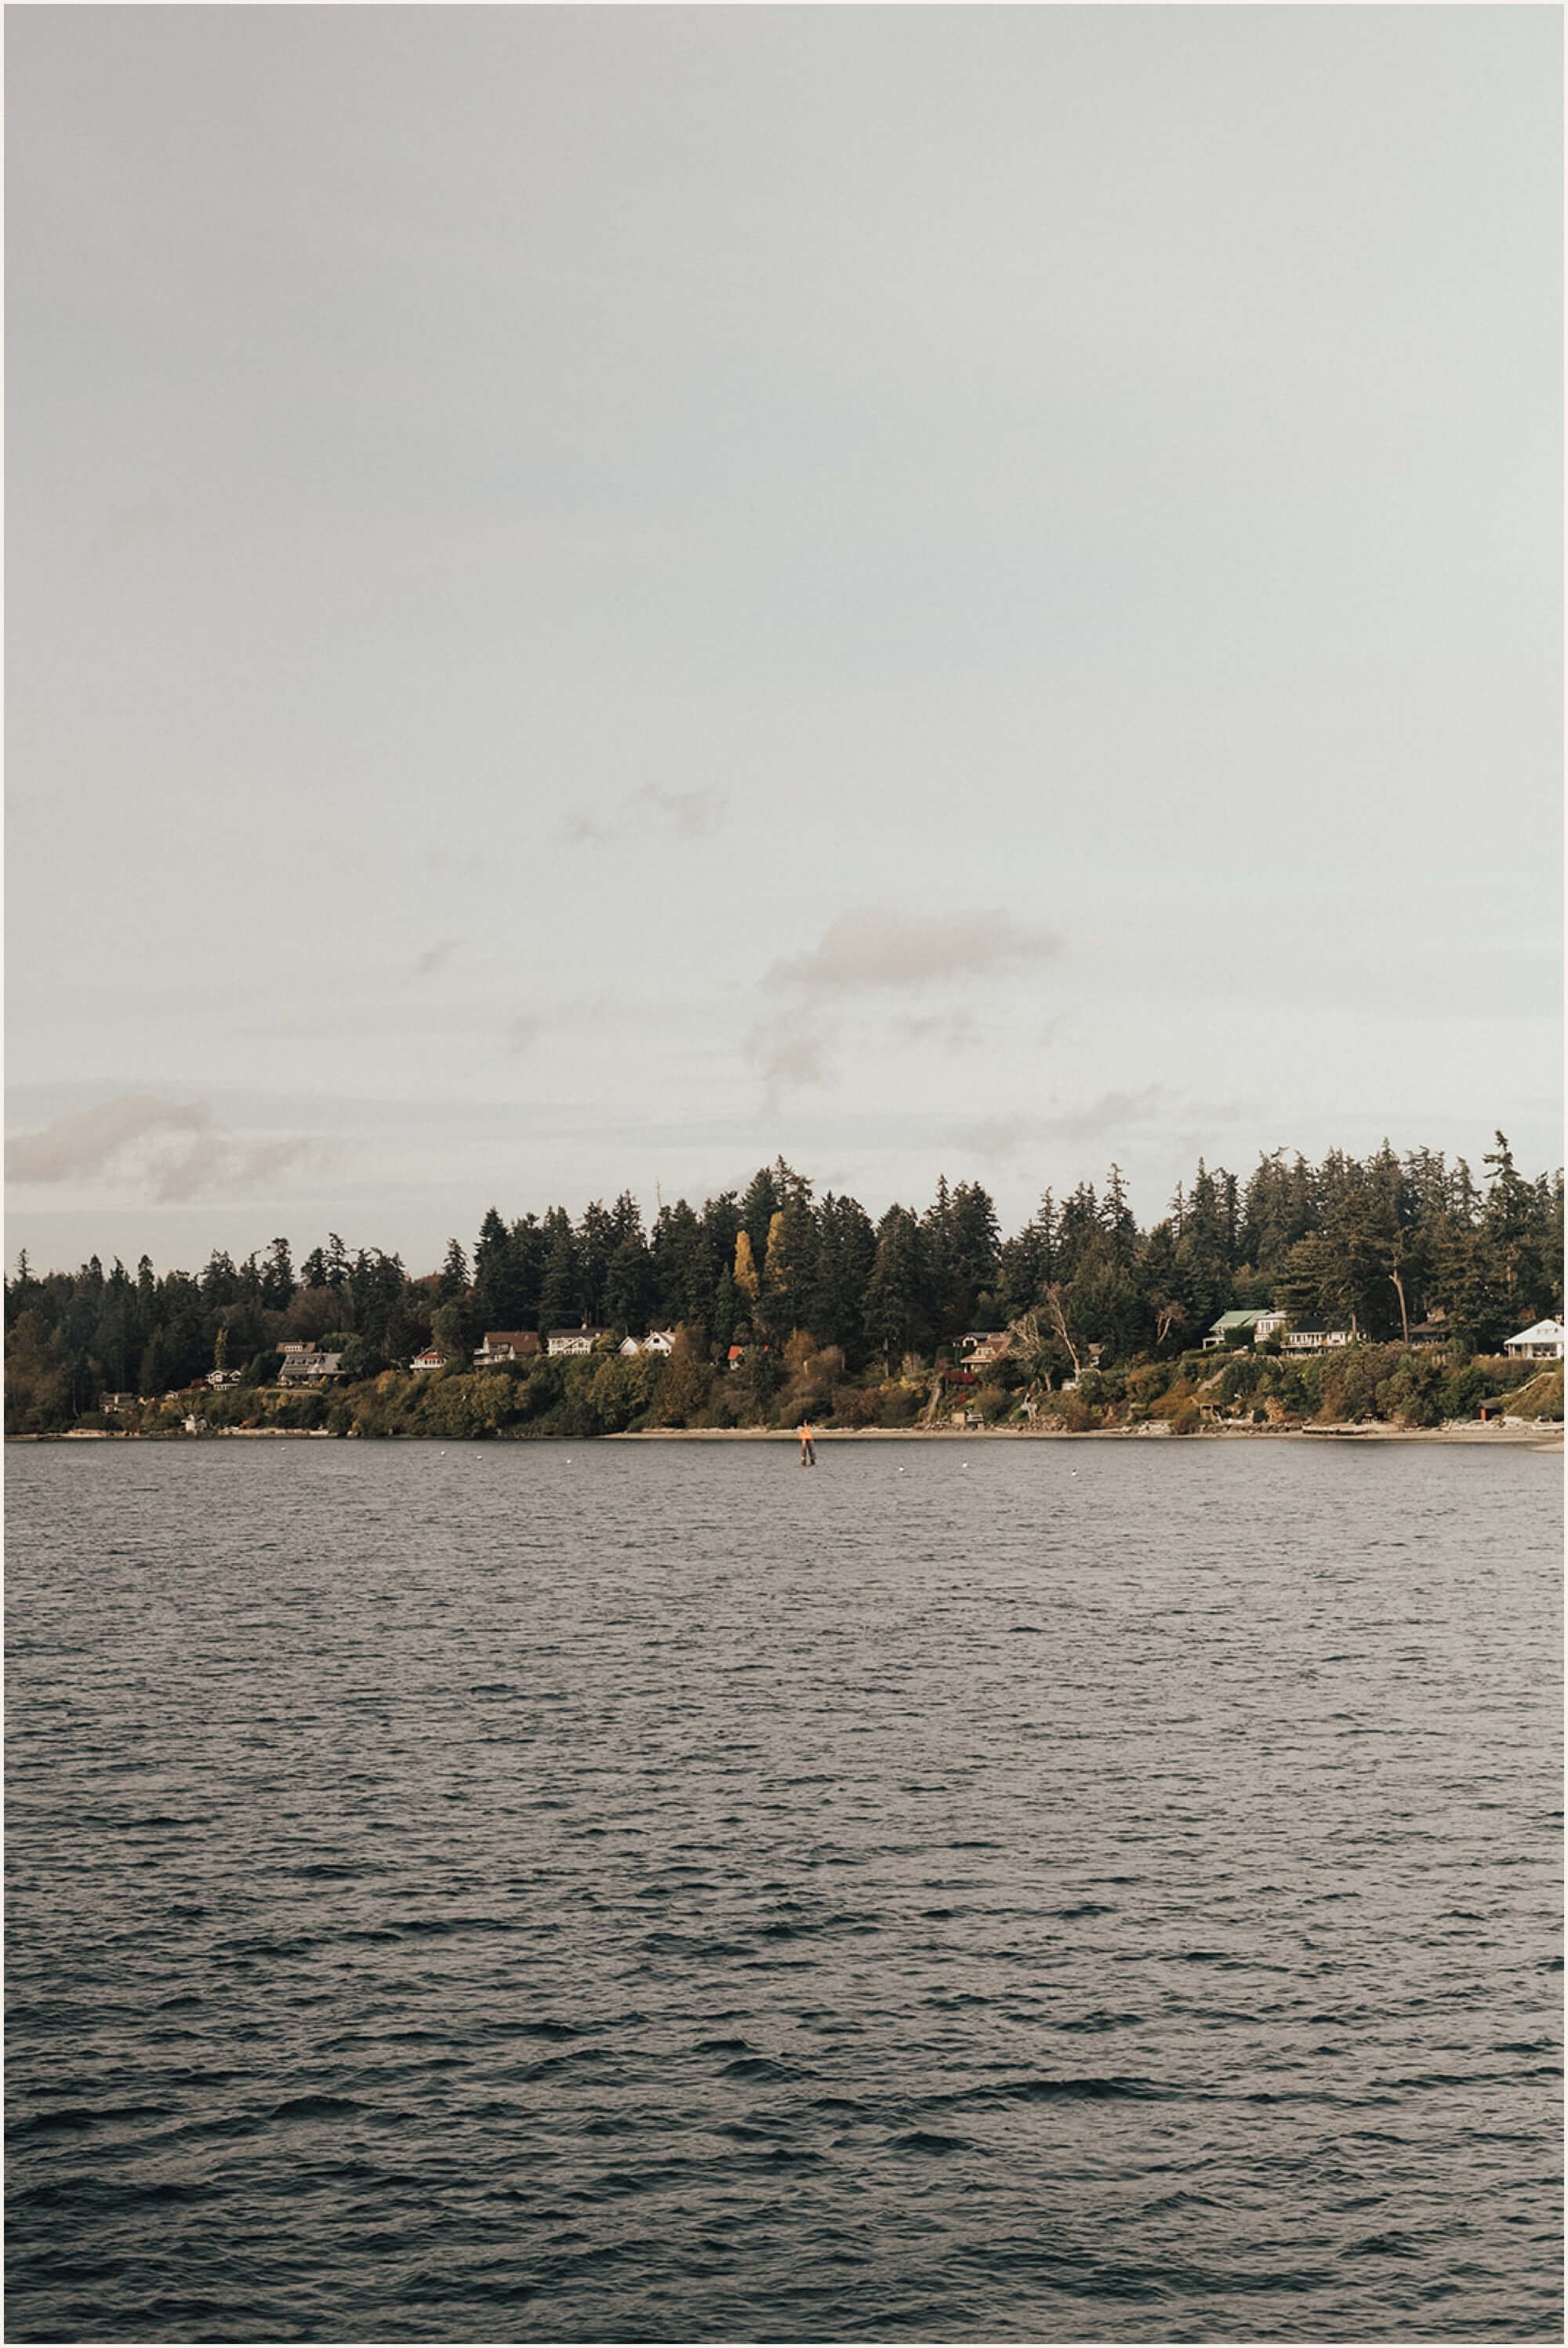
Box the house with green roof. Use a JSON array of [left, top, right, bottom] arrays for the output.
[[1203, 1309, 1287, 1351]]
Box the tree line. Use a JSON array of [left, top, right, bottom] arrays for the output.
[[5, 1135, 1561, 1435]]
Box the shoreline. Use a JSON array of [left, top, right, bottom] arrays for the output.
[[16, 1422, 1561, 1450]]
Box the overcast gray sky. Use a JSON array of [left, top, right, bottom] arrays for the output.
[[7, 5, 1561, 1274]]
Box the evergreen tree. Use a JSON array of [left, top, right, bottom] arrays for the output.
[[810, 1193, 877, 1355], [862, 1205, 927, 1367], [738, 1165, 784, 1265], [539, 1211, 582, 1332], [605, 1235, 654, 1333], [760, 1193, 818, 1342], [260, 1237, 296, 1310], [997, 1190, 1056, 1318]]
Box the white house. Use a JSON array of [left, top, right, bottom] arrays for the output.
[[619, 1329, 677, 1358], [205, 1367, 241, 1389], [409, 1346, 445, 1372], [546, 1327, 611, 1357], [1203, 1310, 1287, 1350], [960, 1331, 1011, 1368], [1283, 1327, 1352, 1353], [277, 1343, 344, 1384], [1504, 1318, 1565, 1361]]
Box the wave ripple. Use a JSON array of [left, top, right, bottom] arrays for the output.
[[6, 1438, 1561, 2340]]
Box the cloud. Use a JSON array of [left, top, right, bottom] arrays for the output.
[[563, 785, 728, 848], [956, 1114, 1037, 1162], [749, 1018, 837, 1104], [635, 783, 726, 840], [891, 1009, 981, 1050], [505, 1014, 541, 1053], [765, 909, 1061, 995], [409, 939, 457, 980], [1040, 1086, 1172, 1143], [5, 1096, 307, 1202], [954, 1089, 1178, 1163]]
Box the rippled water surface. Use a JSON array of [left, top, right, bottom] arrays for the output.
[[7, 1438, 1562, 2342]]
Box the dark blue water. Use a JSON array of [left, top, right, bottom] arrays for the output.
[[6, 1437, 1562, 2342]]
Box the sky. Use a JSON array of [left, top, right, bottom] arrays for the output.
[[6, 5, 1562, 1277]]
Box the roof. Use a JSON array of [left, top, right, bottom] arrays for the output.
[[1210, 1310, 1264, 1332], [481, 1330, 539, 1349], [1506, 1319, 1565, 1345]]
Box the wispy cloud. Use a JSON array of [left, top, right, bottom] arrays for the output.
[[5, 1096, 307, 1202], [750, 1022, 834, 1106], [1040, 1087, 1172, 1143], [765, 909, 1060, 995], [891, 1009, 982, 1050], [955, 1088, 1179, 1163], [409, 938, 457, 980], [562, 784, 728, 849], [956, 1114, 1038, 1162], [635, 783, 725, 839], [505, 1014, 542, 1054]]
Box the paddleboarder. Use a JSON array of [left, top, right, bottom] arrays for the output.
[[799, 1418, 816, 1467]]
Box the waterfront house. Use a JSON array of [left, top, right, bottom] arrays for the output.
[[619, 1329, 677, 1358], [546, 1326, 611, 1357], [101, 1392, 136, 1413], [1407, 1312, 1452, 1347], [960, 1331, 1011, 1368], [1283, 1327, 1352, 1353], [205, 1367, 241, 1389], [1203, 1310, 1287, 1350], [1504, 1318, 1566, 1361], [474, 1331, 542, 1367], [276, 1342, 344, 1384], [408, 1345, 445, 1372]]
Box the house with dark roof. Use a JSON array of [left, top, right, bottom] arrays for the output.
[[474, 1331, 542, 1367]]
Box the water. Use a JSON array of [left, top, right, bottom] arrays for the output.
[[6, 1437, 1561, 2343]]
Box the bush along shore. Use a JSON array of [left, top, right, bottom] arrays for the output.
[[13, 1334, 1563, 1445], [7, 1138, 1561, 1440]]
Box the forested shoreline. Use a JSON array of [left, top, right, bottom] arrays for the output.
[[6, 1135, 1562, 1438]]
